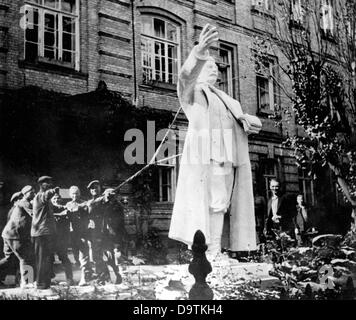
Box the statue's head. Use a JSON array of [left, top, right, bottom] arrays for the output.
[[198, 56, 218, 85]]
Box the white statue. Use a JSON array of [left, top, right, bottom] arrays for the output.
[[168, 24, 262, 261]]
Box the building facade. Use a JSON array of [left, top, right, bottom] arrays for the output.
[[0, 0, 347, 243]]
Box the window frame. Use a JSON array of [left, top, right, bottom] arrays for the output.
[[217, 43, 234, 97], [298, 168, 315, 206], [258, 157, 278, 200], [252, 0, 273, 12], [255, 57, 277, 114], [23, 0, 80, 71], [155, 163, 176, 203], [140, 15, 181, 85]]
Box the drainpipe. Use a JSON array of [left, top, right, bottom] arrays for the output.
[[131, 0, 138, 106]]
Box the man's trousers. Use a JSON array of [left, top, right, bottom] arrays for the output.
[[33, 235, 54, 289], [0, 237, 34, 285]]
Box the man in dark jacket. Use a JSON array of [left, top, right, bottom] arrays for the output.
[[294, 194, 309, 246], [86, 180, 111, 284], [264, 179, 295, 238], [0, 185, 35, 288], [31, 176, 59, 290], [86, 181, 124, 284], [52, 193, 73, 285], [0, 192, 23, 264], [100, 188, 128, 284]]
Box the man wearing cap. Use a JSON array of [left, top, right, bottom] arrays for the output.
[[0, 192, 23, 261], [0, 191, 23, 278], [86, 181, 123, 284], [0, 185, 35, 288], [85, 180, 108, 283], [0, 192, 23, 264], [31, 176, 59, 290], [99, 188, 127, 284], [7, 192, 23, 222]]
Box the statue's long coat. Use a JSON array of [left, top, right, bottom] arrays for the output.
[[168, 46, 257, 251]]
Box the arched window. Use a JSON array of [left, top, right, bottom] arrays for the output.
[[140, 15, 180, 84]]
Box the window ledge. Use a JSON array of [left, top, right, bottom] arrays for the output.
[[251, 6, 275, 19], [18, 59, 88, 80], [140, 81, 177, 92], [151, 201, 174, 207], [257, 110, 274, 118], [204, 0, 217, 4]]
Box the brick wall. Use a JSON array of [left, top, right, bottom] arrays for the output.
[[1, 0, 307, 240]]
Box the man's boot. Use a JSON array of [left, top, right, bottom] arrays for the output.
[[64, 262, 74, 286]]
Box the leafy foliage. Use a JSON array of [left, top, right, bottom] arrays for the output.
[[263, 229, 356, 299], [253, 0, 356, 212], [133, 228, 168, 265]]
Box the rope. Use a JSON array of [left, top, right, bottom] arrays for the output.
[[112, 105, 183, 193], [113, 153, 182, 193]]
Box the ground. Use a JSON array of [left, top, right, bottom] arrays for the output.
[[0, 253, 279, 300]]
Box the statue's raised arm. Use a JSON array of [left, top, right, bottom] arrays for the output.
[[178, 24, 219, 108]]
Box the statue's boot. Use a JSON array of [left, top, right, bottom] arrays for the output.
[[206, 211, 224, 262], [206, 210, 239, 266]]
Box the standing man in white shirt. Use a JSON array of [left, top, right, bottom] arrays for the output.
[[265, 179, 295, 238]]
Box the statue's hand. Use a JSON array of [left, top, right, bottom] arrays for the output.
[[196, 24, 219, 57], [240, 118, 249, 132]]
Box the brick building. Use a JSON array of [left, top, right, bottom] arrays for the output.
[[0, 0, 350, 244]]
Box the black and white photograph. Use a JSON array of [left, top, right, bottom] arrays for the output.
[[0, 0, 356, 304]]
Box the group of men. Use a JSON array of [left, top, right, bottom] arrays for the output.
[[263, 178, 311, 245], [0, 176, 127, 291]]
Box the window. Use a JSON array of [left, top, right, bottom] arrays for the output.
[[151, 163, 176, 202], [255, 58, 276, 112], [23, 0, 80, 70], [291, 0, 304, 25], [252, 0, 272, 12], [257, 157, 278, 200], [217, 44, 234, 96], [321, 0, 334, 36], [298, 168, 315, 206], [140, 16, 180, 84]]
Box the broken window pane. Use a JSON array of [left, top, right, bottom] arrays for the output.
[[154, 18, 165, 38]]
